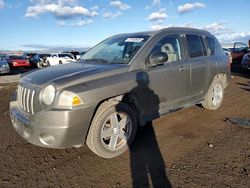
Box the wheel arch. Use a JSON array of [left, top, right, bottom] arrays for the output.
[[84, 92, 143, 142]]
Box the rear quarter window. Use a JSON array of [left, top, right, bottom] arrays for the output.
[[206, 36, 216, 55]]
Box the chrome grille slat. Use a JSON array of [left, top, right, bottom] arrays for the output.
[[17, 85, 36, 114], [20, 86, 24, 109], [23, 88, 27, 111], [30, 90, 35, 114], [26, 89, 30, 113], [17, 86, 21, 107]]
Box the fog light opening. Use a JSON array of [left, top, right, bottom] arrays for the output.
[[39, 134, 55, 146]]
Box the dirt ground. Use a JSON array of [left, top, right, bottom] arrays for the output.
[[0, 65, 249, 187]]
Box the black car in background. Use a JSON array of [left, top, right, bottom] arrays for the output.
[[29, 53, 51, 68], [22, 52, 37, 61]]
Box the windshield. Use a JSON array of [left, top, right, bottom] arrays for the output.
[[81, 34, 150, 64], [9, 56, 25, 60], [58, 54, 74, 59]]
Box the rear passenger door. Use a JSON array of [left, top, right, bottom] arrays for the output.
[[185, 34, 214, 102], [146, 34, 190, 113]]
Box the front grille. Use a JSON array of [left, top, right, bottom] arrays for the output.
[[17, 85, 35, 114]]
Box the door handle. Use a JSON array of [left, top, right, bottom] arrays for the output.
[[179, 66, 184, 71]]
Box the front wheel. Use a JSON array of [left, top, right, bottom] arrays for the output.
[[46, 61, 51, 67], [86, 101, 137, 158], [202, 77, 224, 110], [36, 62, 41, 68]]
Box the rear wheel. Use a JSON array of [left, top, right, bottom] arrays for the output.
[[59, 60, 62, 64], [86, 101, 137, 158], [202, 77, 224, 110]]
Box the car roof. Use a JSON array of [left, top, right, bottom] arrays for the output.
[[115, 27, 212, 38]]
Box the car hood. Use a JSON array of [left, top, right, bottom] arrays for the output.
[[0, 60, 8, 65], [20, 62, 128, 88], [10, 59, 28, 63]]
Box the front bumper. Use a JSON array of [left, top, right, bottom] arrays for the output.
[[10, 101, 95, 148]]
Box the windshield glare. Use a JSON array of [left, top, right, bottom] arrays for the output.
[[81, 35, 149, 64]]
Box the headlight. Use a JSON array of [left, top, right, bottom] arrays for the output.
[[41, 85, 56, 105], [57, 91, 83, 107]]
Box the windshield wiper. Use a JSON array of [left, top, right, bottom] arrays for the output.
[[83, 58, 108, 63]]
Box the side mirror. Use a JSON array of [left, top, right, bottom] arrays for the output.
[[148, 52, 168, 67]]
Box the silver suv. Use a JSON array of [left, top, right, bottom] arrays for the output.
[[10, 28, 231, 158]]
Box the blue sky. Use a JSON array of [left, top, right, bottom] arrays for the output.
[[0, 0, 249, 50]]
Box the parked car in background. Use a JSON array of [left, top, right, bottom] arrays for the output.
[[222, 42, 249, 64], [241, 49, 250, 71], [30, 53, 51, 68], [7, 55, 31, 68], [23, 52, 37, 61], [0, 56, 10, 74], [0, 54, 7, 60], [46, 53, 76, 66], [64, 51, 80, 59], [10, 27, 231, 158], [76, 51, 87, 60]]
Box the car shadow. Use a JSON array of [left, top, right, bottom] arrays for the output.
[[236, 81, 250, 92], [9, 67, 36, 75], [123, 71, 172, 187]]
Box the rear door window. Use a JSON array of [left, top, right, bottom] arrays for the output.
[[186, 35, 206, 58]]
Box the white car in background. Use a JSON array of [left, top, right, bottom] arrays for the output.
[[46, 53, 76, 66]]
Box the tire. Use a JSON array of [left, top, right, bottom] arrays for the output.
[[46, 61, 50, 67], [202, 76, 224, 110], [59, 60, 62, 64], [86, 101, 137, 158], [36, 62, 41, 69]]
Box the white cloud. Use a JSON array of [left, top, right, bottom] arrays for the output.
[[110, 1, 131, 10], [217, 32, 250, 43], [103, 11, 122, 19], [150, 24, 164, 30], [90, 5, 99, 11], [149, 21, 250, 44], [178, 2, 206, 14], [201, 22, 230, 35], [26, 0, 98, 19], [70, 19, 93, 27], [152, 0, 161, 6], [148, 8, 168, 22], [57, 20, 66, 27], [200, 23, 250, 43], [57, 19, 93, 27], [150, 23, 172, 30], [0, 0, 4, 9]]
